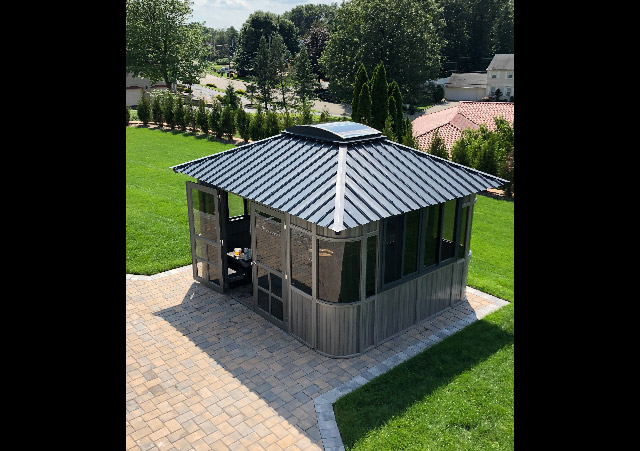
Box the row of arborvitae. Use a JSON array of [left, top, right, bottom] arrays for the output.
[[350, 62, 418, 148], [127, 88, 341, 143]]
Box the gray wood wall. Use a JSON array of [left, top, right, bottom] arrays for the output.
[[287, 255, 470, 357]]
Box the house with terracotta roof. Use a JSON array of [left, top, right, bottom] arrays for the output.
[[411, 101, 514, 156]]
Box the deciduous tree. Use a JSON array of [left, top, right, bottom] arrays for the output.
[[126, 0, 209, 91]]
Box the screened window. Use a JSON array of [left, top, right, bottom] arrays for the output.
[[383, 214, 404, 284], [423, 204, 440, 267], [457, 206, 469, 259], [440, 200, 457, 261], [366, 235, 377, 298], [403, 210, 420, 276], [317, 239, 361, 303], [291, 228, 312, 295], [382, 198, 471, 288]]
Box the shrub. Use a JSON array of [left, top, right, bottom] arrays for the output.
[[163, 93, 176, 129], [266, 110, 280, 137], [249, 106, 266, 141], [236, 108, 251, 143], [152, 94, 163, 127], [126, 104, 131, 126], [433, 84, 444, 103], [185, 98, 196, 132], [220, 105, 236, 140], [235, 89, 246, 96], [197, 98, 209, 134], [209, 99, 223, 138], [137, 90, 151, 126], [175, 95, 186, 131], [319, 108, 330, 123], [206, 83, 217, 89], [427, 130, 449, 159], [299, 101, 313, 125]]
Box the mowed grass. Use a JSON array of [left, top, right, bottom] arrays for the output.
[[334, 195, 514, 450], [126, 127, 239, 275]]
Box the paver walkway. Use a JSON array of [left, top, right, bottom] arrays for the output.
[[126, 265, 509, 450]]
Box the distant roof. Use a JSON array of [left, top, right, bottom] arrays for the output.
[[412, 102, 514, 155], [487, 54, 514, 71], [172, 121, 506, 232], [446, 73, 487, 88]]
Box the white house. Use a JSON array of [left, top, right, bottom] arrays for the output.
[[126, 73, 167, 107], [443, 73, 487, 101], [486, 54, 514, 100]]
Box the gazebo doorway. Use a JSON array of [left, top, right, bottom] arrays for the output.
[[251, 204, 287, 328]]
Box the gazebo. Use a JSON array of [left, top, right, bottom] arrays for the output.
[[171, 121, 507, 357]]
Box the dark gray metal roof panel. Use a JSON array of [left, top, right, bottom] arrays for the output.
[[171, 121, 507, 231]]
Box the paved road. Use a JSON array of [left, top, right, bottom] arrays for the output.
[[194, 74, 351, 117]]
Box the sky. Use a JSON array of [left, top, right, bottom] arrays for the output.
[[189, 0, 343, 31]]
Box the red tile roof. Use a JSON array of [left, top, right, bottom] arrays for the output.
[[412, 101, 514, 156]]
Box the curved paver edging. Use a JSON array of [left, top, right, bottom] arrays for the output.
[[313, 289, 510, 451]]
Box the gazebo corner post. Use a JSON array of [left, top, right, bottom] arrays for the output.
[[311, 222, 317, 350]]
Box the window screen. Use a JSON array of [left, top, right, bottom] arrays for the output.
[[457, 206, 469, 259], [424, 205, 440, 267], [317, 239, 361, 303], [366, 235, 377, 298], [403, 209, 420, 276], [384, 215, 403, 284], [441, 200, 457, 261], [290, 228, 312, 295]]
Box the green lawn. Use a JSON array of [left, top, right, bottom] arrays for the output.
[[334, 195, 514, 450], [126, 127, 241, 274]]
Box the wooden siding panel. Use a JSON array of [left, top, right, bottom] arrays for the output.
[[316, 302, 359, 356], [290, 290, 313, 346]]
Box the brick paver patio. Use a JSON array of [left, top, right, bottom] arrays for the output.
[[126, 265, 508, 450]]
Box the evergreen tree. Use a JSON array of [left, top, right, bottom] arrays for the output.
[[433, 84, 444, 103], [152, 94, 163, 127], [293, 44, 319, 104], [387, 96, 399, 142], [389, 80, 404, 138], [357, 82, 372, 125], [185, 96, 196, 132], [382, 115, 395, 142], [402, 118, 419, 149], [224, 81, 240, 109], [137, 89, 151, 126], [163, 92, 175, 129], [370, 62, 389, 131], [197, 98, 208, 134], [249, 105, 266, 141], [299, 100, 313, 125], [209, 99, 223, 138], [236, 108, 251, 142], [175, 94, 186, 131], [265, 110, 280, 136], [351, 63, 369, 123], [220, 104, 236, 140], [252, 35, 274, 110], [427, 130, 449, 159]]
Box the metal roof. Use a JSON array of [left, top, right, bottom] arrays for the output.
[[171, 122, 508, 232]]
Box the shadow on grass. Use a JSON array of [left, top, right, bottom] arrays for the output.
[[334, 315, 513, 448]]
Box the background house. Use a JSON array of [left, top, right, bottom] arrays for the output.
[[444, 73, 488, 101], [486, 54, 514, 100], [412, 101, 514, 156], [126, 73, 168, 107]]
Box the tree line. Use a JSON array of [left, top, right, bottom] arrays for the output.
[[126, 0, 514, 104], [126, 87, 345, 143]]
